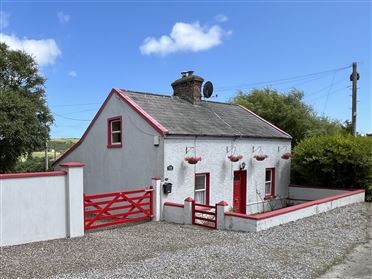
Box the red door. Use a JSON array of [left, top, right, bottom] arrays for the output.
[[233, 170, 247, 214]]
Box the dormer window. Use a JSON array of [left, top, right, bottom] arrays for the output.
[[107, 116, 122, 148]]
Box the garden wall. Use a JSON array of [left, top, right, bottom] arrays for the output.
[[0, 162, 84, 247]]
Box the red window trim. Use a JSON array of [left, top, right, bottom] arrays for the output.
[[107, 116, 123, 148], [194, 173, 210, 205], [264, 168, 276, 200]]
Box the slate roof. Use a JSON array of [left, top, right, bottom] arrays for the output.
[[122, 90, 291, 140]]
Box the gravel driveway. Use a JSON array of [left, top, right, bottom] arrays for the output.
[[0, 203, 369, 279]]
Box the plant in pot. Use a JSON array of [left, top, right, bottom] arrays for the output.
[[281, 152, 293, 160], [184, 156, 202, 165], [228, 154, 243, 162], [253, 154, 268, 161]]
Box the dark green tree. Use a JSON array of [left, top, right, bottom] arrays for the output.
[[232, 88, 344, 145], [0, 43, 53, 172]]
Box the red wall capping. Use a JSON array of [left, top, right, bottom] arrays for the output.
[[184, 197, 194, 202], [225, 189, 365, 221], [152, 177, 161, 181], [217, 200, 229, 206], [164, 201, 184, 208], [0, 171, 67, 179], [59, 162, 85, 168], [289, 184, 360, 191]]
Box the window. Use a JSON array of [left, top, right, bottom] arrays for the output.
[[195, 173, 210, 205], [107, 116, 122, 148], [265, 168, 275, 199]]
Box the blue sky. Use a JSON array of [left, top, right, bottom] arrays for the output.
[[1, 0, 371, 138]]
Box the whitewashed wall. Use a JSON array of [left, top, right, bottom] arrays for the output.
[[163, 136, 291, 214], [0, 164, 84, 247]]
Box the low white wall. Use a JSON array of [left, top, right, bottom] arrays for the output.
[[0, 163, 84, 247], [223, 189, 365, 232], [163, 202, 185, 224], [256, 191, 365, 231], [288, 185, 349, 200]]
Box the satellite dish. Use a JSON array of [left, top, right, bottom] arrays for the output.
[[203, 81, 214, 98]]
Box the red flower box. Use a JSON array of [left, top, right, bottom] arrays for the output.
[[185, 156, 202, 165], [281, 152, 293, 159], [228, 154, 243, 162], [253, 155, 268, 161]]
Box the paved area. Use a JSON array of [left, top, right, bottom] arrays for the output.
[[0, 203, 369, 279]]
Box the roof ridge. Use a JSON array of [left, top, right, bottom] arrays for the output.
[[121, 89, 171, 98]]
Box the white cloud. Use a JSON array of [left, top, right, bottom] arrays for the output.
[[140, 21, 230, 56], [68, 70, 77, 77], [57, 11, 70, 24], [0, 33, 61, 66], [0, 11, 11, 29], [215, 14, 228, 23]]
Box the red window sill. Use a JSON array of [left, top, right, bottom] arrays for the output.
[[264, 195, 276, 200], [107, 144, 122, 148]]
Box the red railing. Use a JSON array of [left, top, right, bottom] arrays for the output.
[[84, 188, 153, 231], [192, 201, 217, 229]]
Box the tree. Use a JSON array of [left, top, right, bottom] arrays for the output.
[[232, 88, 344, 145], [0, 43, 53, 172]]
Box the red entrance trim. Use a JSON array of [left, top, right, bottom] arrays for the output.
[[164, 201, 184, 208], [0, 171, 67, 179], [59, 162, 85, 168], [53, 89, 168, 166], [225, 189, 365, 220]]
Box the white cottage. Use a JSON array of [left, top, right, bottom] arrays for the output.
[[54, 72, 292, 214]]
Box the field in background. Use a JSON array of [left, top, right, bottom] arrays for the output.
[[32, 138, 79, 159]]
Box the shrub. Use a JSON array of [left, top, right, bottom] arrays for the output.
[[14, 156, 52, 173], [292, 135, 372, 200]]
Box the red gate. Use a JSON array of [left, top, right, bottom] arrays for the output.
[[192, 201, 217, 229], [84, 188, 153, 231]]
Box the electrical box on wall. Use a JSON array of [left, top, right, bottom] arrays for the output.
[[153, 136, 160, 146]]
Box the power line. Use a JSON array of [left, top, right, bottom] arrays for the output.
[[54, 113, 91, 121], [51, 102, 101, 107], [55, 108, 98, 115], [213, 65, 351, 92]]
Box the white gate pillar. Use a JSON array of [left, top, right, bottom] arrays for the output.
[[151, 177, 162, 221], [59, 162, 85, 238], [184, 197, 194, 225], [216, 200, 228, 230]]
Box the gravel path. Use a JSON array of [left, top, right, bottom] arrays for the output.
[[0, 203, 369, 279]]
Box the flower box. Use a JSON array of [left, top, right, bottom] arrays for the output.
[[185, 156, 202, 165], [281, 152, 293, 160], [228, 154, 243, 162], [253, 154, 268, 161]]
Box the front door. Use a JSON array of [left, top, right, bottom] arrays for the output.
[[233, 170, 247, 214]]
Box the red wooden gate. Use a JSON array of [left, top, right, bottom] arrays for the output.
[[192, 201, 217, 229], [84, 188, 153, 231]]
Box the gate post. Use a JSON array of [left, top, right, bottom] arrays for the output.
[[184, 197, 194, 225], [216, 201, 228, 230], [59, 162, 85, 238], [151, 177, 161, 221]]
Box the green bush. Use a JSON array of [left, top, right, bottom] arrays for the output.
[[14, 156, 52, 173], [292, 135, 372, 200]]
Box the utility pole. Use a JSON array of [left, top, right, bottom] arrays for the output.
[[350, 62, 359, 136], [44, 141, 49, 171]]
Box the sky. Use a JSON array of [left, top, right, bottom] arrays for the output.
[[1, 0, 371, 138]]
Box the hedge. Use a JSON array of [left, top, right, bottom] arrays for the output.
[[292, 135, 372, 200]]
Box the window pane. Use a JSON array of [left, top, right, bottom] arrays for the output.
[[112, 132, 121, 144], [265, 169, 272, 182], [195, 190, 205, 204], [111, 120, 121, 132], [265, 182, 272, 195], [195, 175, 206, 190]]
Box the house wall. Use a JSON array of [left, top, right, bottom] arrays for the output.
[[56, 93, 164, 194], [162, 136, 291, 214]]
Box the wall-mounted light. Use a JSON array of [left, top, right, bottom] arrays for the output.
[[167, 165, 174, 171], [240, 162, 246, 170]]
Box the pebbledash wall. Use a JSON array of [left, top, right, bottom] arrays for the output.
[[0, 163, 84, 247], [162, 136, 291, 214]]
